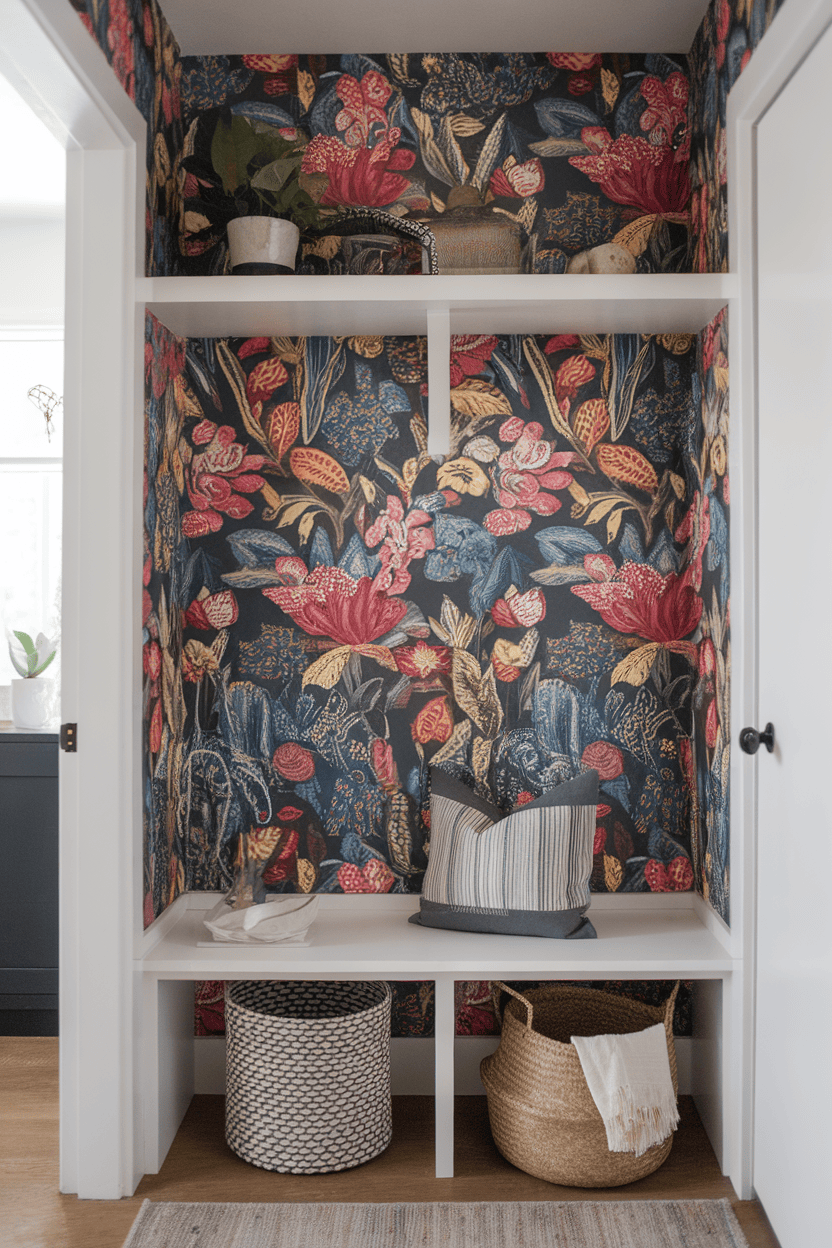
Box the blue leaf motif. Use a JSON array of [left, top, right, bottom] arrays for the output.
[[379, 380, 410, 412], [533, 679, 585, 770], [227, 529, 296, 568], [230, 102, 297, 129], [535, 526, 602, 564], [534, 98, 602, 137], [309, 527, 334, 569], [338, 533, 380, 580]]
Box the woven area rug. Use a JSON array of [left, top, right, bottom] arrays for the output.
[[122, 1199, 749, 1247]]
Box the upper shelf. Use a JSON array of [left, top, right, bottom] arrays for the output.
[[139, 273, 737, 340]]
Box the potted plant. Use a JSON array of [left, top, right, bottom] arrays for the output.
[[209, 114, 329, 273], [7, 628, 58, 730]]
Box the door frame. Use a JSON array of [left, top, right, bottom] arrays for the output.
[[727, 0, 832, 1203], [1, 0, 145, 1197]]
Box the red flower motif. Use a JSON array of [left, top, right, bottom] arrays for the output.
[[365, 496, 435, 593], [272, 744, 315, 783], [262, 831, 299, 884], [394, 642, 451, 679], [492, 421, 577, 518], [334, 71, 393, 147], [412, 696, 454, 744], [554, 355, 596, 409], [107, 0, 136, 101], [570, 126, 690, 216], [181, 423, 265, 538], [490, 157, 545, 199], [646, 856, 694, 892], [263, 565, 407, 645], [546, 53, 602, 71], [675, 491, 711, 592], [593, 825, 606, 854], [639, 73, 689, 154], [194, 981, 226, 1036], [491, 586, 546, 628], [184, 590, 239, 631], [706, 699, 719, 750], [544, 334, 581, 355], [275, 805, 304, 821], [568, 74, 595, 96], [572, 561, 702, 644], [302, 131, 418, 208], [581, 741, 624, 780], [450, 335, 499, 388], [148, 699, 162, 754], [483, 509, 533, 536], [338, 860, 395, 893], [515, 791, 535, 807], [371, 739, 399, 792], [143, 640, 162, 682]]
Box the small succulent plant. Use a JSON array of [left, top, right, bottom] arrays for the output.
[[8, 629, 58, 679]]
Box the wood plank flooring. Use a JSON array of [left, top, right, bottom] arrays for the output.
[[1, 1037, 780, 1248]]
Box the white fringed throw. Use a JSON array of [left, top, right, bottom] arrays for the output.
[[571, 1023, 679, 1157]]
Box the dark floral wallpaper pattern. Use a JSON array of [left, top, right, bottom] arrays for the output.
[[687, 0, 786, 272], [144, 324, 712, 916], [177, 51, 693, 276]]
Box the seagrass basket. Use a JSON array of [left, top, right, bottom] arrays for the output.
[[225, 980, 392, 1173], [480, 981, 679, 1187]]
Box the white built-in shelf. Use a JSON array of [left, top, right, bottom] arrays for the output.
[[139, 273, 737, 340], [139, 892, 735, 980]]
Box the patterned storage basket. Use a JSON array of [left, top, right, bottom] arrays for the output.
[[480, 981, 679, 1188], [225, 980, 392, 1173]]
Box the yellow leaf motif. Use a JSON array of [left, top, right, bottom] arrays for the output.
[[450, 379, 512, 419], [612, 214, 659, 257], [452, 650, 503, 739], [302, 646, 352, 689], [450, 114, 485, 137], [601, 67, 620, 110], [611, 642, 661, 687], [296, 859, 317, 892], [604, 854, 624, 892], [297, 70, 316, 113]]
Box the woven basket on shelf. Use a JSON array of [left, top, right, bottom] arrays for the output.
[[225, 980, 392, 1174], [480, 981, 680, 1188]]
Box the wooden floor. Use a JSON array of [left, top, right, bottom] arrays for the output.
[[1, 1037, 780, 1248]]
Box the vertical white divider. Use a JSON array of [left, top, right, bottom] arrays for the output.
[[433, 974, 455, 1177], [426, 307, 451, 457]]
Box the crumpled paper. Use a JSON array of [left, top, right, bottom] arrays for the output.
[[203, 894, 319, 944]]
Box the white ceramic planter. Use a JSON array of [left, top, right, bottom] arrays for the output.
[[11, 677, 53, 730], [227, 216, 300, 274]]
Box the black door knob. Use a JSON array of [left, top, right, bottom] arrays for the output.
[[739, 723, 775, 755]]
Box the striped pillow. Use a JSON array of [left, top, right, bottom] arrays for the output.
[[409, 767, 599, 939]]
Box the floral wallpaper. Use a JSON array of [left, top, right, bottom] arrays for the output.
[[70, 0, 184, 275], [178, 51, 693, 275], [688, 0, 786, 273], [142, 324, 714, 921], [196, 977, 692, 1038]]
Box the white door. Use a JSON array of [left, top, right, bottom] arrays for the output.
[[754, 21, 832, 1245]]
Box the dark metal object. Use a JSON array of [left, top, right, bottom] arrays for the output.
[[60, 722, 77, 753], [739, 723, 775, 755]]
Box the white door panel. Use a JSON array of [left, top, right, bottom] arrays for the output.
[[754, 20, 832, 1245]]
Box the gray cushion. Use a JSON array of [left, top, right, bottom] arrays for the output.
[[410, 768, 599, 940]]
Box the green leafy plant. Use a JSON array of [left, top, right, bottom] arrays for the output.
[[210, 115, 328, 231], [8, 629, 58, 679]]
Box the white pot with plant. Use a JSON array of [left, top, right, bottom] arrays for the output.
[[207, 114, 328, 274], [8, 629, 58, 730]]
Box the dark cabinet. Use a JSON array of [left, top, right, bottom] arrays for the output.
[[0, 729, 59, 1034]]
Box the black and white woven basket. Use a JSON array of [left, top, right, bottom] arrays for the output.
[[225, 980, 393, 1173]]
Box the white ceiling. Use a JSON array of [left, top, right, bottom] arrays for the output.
[[163, 0, 711, 57]]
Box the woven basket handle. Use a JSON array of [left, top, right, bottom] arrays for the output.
[[663, 980, 681, 1028], [492, 981, 534, 1030]]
